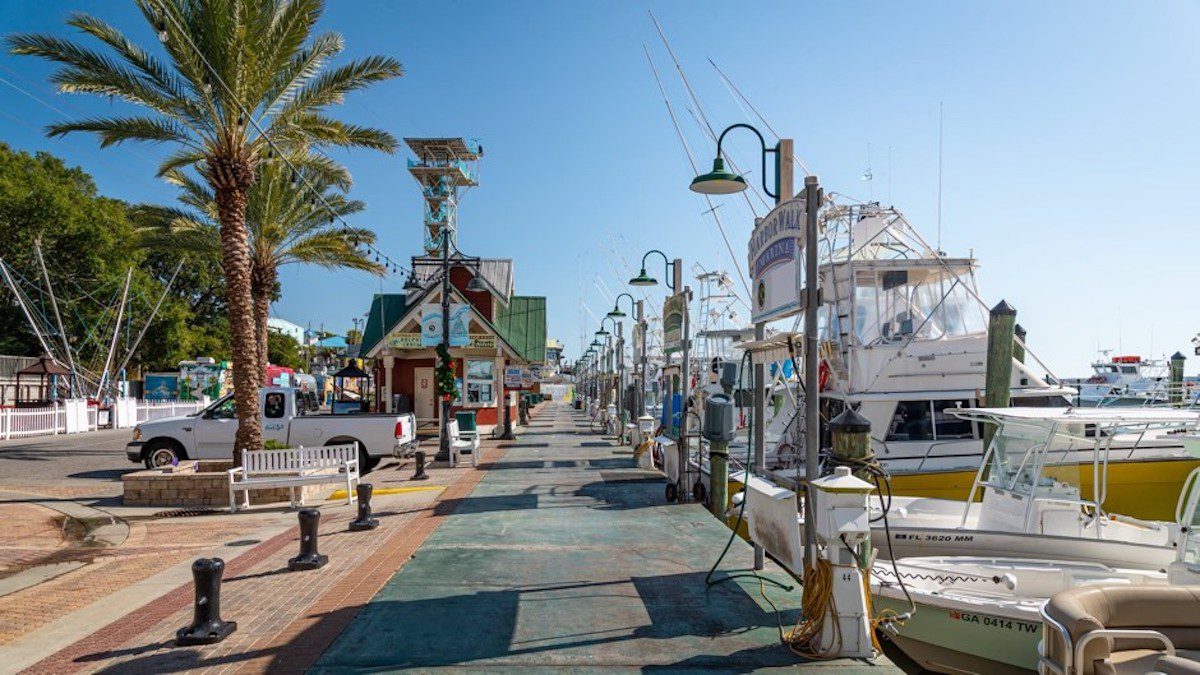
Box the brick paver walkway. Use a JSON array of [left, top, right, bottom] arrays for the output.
[[15, 407, 546, 674]]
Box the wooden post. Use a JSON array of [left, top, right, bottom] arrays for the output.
[[1013, 324, 1027, 365], [709, 437, 728, 518], [829, 407, 872, 480], [983, 300, 1017, 451], [1170, 351, 1186, 408], [829, 407, 873, 566]]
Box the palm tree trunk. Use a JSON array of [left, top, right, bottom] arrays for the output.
[[209, 156, 261, 466], [251, 263, 274, 386]]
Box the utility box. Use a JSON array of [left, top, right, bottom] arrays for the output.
[[703, 394, 735, 443], [809, 465, 877, 659]]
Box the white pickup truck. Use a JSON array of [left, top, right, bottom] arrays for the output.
[[125, 387, 417, 473]]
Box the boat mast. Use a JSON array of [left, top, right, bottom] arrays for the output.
[[34, 240, 77, 397]]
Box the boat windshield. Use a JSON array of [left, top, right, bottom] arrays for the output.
[[972, 413, 1195, 511], [853, 267, 986, 345], [982, 419, 1096, 501]]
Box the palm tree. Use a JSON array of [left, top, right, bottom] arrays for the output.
[[8, 0, 402, 463], [137, 150, 384, 382]]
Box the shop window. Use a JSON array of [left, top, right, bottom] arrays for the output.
[[466, 359, 495, 404]]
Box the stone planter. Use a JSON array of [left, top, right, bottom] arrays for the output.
[[122, 460, 327, 508]]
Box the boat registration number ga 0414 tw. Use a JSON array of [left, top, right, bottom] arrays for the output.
[[948, 610, 1038, 633]]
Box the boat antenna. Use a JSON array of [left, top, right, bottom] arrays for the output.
[[937, 101, 944, 253], [888, 145, 893, 205]]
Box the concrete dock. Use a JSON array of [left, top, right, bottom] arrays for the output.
[[316, 402, 900, 672]]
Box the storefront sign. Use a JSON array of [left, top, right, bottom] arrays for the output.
[[504, 366, 522, 388], [520, 367, 534, 388], [388, 333, 497, 350], [748, 197, 806, 323], [420, 303, 471, 347], [662, 292, 687, 354]]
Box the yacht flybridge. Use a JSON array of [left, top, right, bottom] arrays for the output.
[[729, 204, 1198, 514]]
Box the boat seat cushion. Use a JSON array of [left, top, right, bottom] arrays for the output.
[[1097, 649, 1200, 675], [1156, 655, 1200, 675], [1044, 586, 1200, 674]]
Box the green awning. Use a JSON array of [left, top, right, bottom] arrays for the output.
[[494, 296, 546, 364]]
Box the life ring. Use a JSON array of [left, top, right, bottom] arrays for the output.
[[818, 359, 831, 391]]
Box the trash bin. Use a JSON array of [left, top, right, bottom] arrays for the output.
[[455, 411, 477, 436]]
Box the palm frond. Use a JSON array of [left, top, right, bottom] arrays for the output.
[[156, 147, 208, 177], [282, 229, 385, 275], [47, 116, 192, 148], [285, 113, 398, 152], [276, 54, 402, 118]]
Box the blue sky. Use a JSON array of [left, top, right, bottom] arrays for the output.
[[2, 1, 1198, 375]]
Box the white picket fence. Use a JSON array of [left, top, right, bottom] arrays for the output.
[[0, 398, 207, 441]]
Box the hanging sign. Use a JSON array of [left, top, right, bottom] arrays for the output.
[[521, 367, 534, 388], [748, 197, 806, 323], [504, 366, 522, 388], [663, 292, 687, 354], [420, 303, 471, 347]]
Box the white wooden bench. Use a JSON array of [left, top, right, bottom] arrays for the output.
[[227, 444, 359, 512], [447, 420, 479, 468]]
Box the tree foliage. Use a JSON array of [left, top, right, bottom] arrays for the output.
[[267, 329, 303, 370], [0, 142, 227, 372]]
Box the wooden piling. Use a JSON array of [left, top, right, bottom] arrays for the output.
[[983, 300, 1017, 450], [829, 407, 873, 480], [828, 407, 874, 567], [1013, 324, 1027, 364], [1170, 351, 1186, 408]]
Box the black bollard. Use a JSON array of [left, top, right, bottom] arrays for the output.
[[176, 557, 237, 646], [412, 450, 429, 481], [349, 483, 379, 531], [288, 508, 328, 571]]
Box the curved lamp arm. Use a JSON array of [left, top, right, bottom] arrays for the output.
[[715, 123, 778, 200], [639, 249, 678, 291], [614, 292, 636, 316]]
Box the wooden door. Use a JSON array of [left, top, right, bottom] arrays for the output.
[[414, 367, 435, 419]]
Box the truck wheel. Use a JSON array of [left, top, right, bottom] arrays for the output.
[[354, 443, 380, 474], [144, 440, 185, 469]]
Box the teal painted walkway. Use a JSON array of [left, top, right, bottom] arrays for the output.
[[314, 403, 899, 673]]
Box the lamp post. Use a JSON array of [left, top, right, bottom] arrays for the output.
[[419, 230, 489, 462], [608, 293, 638, 428], [629, 249, 691, 500], [589, 339, 603, 415], [691, 123, 818, 572]]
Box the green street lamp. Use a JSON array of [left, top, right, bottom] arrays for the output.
[[607, 292, 635, 319], [628, 249, 677, 291], [689, 157, 746, 195], [590, 339, 602, 349], [690, 123, 779, 200]]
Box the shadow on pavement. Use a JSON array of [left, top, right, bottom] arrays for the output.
[[313, 572, 801, 670]]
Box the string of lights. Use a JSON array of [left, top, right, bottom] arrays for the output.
[[150, 0, 409, 276]]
